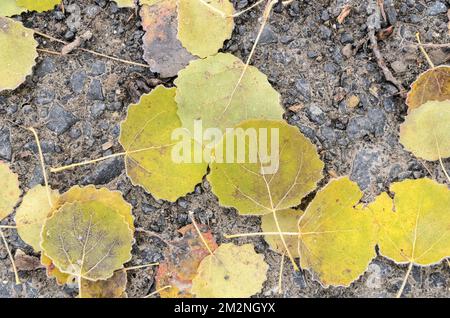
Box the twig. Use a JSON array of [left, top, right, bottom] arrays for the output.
[[0, 229, 20, 285], [396, 262, 413, 298]]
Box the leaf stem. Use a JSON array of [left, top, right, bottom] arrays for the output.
[[144, 285, 172, 298], [188, 211, 215, 257], [416, 33, 435, 69], [224, 231, 300, 239], [278, 253, 285, 294], [124, 263, 159, 271], [396, 262, 413, 298], [51, 152, 126, 173], [272, 210, 299, 271], [0, 229, 20, 285]]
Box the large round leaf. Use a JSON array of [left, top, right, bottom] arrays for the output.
[[16, 0, 60, 12]]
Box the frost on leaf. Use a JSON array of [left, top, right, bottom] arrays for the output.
[[399, 100, 450, 161], [15, 185, 59, 251], [208, 120, 324, 215], [406, 66, 450, 110], [191, 243, 268, 298], [261, 209, 302, 257], [175, 53, 283, 140], [156, 224, 218, 298], [0, 161, 20, 221], [16, 0, 60, 12], [298, 177, 377, 287], [373, 178, 450, 266], [81, 269, 127, 298], [40, 201, 134, 281], [140, 0, 194, 78], [0, 17, 38, 92], [0, 0, 26, 16], [177, 0, 234, 58], [119, 85, 207, 202]]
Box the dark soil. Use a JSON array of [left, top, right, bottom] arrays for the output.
[[0, 0, 449, 298]]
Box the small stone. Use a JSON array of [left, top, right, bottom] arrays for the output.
[[306, 104, 326, 125], [87, 79, 104, 101], [346, 95, 360, 108], [35, 58, 55, 77], [350, 149, 381, 190], [319, 25, 332, 40], [427, 1, 447, 16], [295, 78, 311, 100], [28, 165, 44, 188], [81, 157, 124, 185], [368, 108, 386, 137], [346, 116, 372, 139], [0, 127, 12, 161], [90, 101, 106, 118], [259, 25, 278, 44], [342, 44, 353, 58], [89, 61, 106, 76], [70, 70, 87, 93], [46, 104, 78, 135], [340, 32, 354, 44], [391, 60, 407, 74]]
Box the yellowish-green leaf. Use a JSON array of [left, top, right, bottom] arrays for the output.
[[41, 201, 134, 281], [208, 120, 324, 215], [191, 243, 268, 298], [41, 253, 74, 285], [406, 65, 450, 110], [261, 209, 302, 257], [16, 0, 60, 12], [298, 177, 377, 287], [0, 161, 20, 221], [59, 185, 134, 231], [399, 100, 450, 161], [0, 17, 38, 92], [177, 0, 234, 57], [80, 269, 128, 298], [373, 178, 450, 266], [119, 85, 207, 202], [175, 53, 283, 140], [0, 0, 26, 16], [15, 185, 59, 251]]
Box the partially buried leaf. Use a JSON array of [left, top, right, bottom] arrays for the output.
[[156, 224, 218, 298], [399, 100, 450, 161], [261, 209, 302, 257], [177, 0, 234, 58], [0, 17, 38, 92], [81, 270, 127, 298], [0, 0, 26, 16], [191, 243, 268, 298], [175, 53, 283, 140], [298, 177, 377, 287], [0, 161, 20, 221], [373, 178, 450, 266], [41, 201, 134, 281], [140, 1, 194, 78], [119, 85, 207, 202], [208, 120, 324, 215], [16, 0, 60, 12], [406, 65, 450, 110], [15, 185, 60, 251]]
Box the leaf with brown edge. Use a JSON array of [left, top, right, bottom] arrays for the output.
[[406, 65, 450, 110], [156, 224, 218, 298], [80, 270, 128, 298], [41, 253, 75, 286], [0, 161, 20, 221], [140, 0, 194, 78]]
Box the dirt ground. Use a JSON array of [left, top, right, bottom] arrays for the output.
[[0, 0, 449, 298]]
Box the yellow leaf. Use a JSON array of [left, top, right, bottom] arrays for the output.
[[0, 17, 38, 92], [208, 120, 324, 215], [41, 201, 134, 282], [40, 253, 74, 285], [177, 0, 234, 57], [373, 178, 450, 266], [119, 85, 207, 202], [175, 53, 283, 141], [399, 100, 450, 161], [406, 65, 450, 110], [16, 0, 60, 12], [298, 177, 377, 287], [0, 161, 20, 221], [191, 243, 268, 298], [15, 185, 60, 251], [80, 269, 128, 298], [0, 0, 26, 16], [261, 209, 302, 257]]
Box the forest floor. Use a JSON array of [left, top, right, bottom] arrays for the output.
[[0, 0, 449, 298]]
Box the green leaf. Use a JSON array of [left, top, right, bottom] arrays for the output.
[[16, 0, 60, 12], [208, 120, 323, 215], [177, 0, 234, 57], [298, 177, 377, 287], [399, 100, 450, 161], [175, 53, 283, 142], [41, 201, 134, 281], [0, 17, 38, 92], [191, 243, 268, 298], [373, 178, 450, 266], [119, 85, 207, 202], [0, 161, 20, 221]]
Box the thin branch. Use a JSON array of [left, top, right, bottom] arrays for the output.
[[396, 262, 413, 298], [144, 285, 171, 298], [0, 229, 20, 285]]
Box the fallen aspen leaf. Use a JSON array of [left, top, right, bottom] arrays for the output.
[[0, 0, 26, 16], [0, 161, 20, 220], [41, 253, 74, 285], [80, 269, 127, 298], [191, 243, 268, 298], [16, 0, 60, 12]]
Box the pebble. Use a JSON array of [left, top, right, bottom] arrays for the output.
[[81, 157, 124, 185], [306, 104, 326, 125], [89, 61, 106, 76], [0, 127, 12, 161], [90, 101, 106, 118], [87, 79, 104, 101], [70, 70, 87, 93], [46, 104, 78, 135], [295, 78, 311, 100], [346, 116, 372, 139], [259, 25, 278, 44], [35, 58, 55, 77], [427, 1, 448, 16], [350, 149, 381, 190]]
